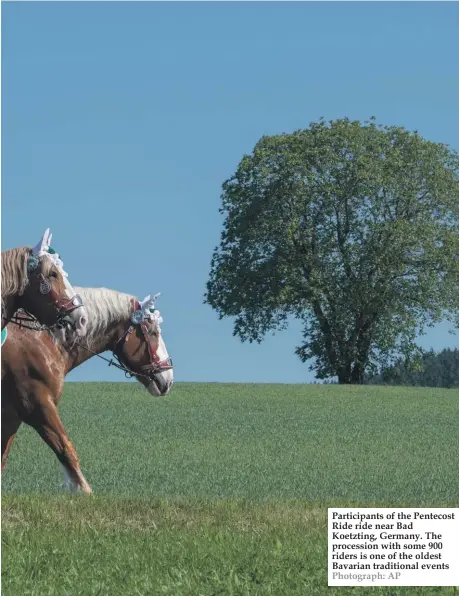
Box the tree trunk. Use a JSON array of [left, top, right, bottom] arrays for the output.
[[337, 360, 366, 384], [337, 368, 352, 384], [350, 364, 365, 384]]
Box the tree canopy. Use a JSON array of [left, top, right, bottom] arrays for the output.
[[205, 118, 459, 383]]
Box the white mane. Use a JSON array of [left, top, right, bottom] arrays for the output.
[[74, 287, 134, 347]]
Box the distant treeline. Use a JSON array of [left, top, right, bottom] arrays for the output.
[[320, 349, 459, 388], [365, 348, 459, 388]]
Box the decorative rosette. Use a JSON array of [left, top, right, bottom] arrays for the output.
[[131, 310, 145, 325], [39, 277, 52, 295], [130, 293, 165, 327]]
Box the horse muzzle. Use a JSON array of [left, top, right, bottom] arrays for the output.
[[57, 296, 88, 338], [147, 375, 173, 397]]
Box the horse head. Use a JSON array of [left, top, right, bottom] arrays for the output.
[[113, 293, 174, 396], [20, 228, 88, 341]]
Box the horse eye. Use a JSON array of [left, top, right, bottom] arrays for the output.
[[50, 271, 58, 280]]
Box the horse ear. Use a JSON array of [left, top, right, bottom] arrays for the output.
[[32, 228, 52, 255], [139, 295, 152, 310], [147, 293, 161, 309], [139, 294, 161, 313]]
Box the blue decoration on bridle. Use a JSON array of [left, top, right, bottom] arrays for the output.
[[131, 310, 145, 325], [130, 297, 159, 328], [27, 246, 62, 275], [27, 254, 40, 273], [1, 327, 7, 347]]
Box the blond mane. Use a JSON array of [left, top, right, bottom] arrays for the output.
[[1, 246, 32, 319], [1, 246, 31, 298], [74, 287, 135, 348]]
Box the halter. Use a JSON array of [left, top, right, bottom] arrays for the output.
[[112, 299, 173, 380]]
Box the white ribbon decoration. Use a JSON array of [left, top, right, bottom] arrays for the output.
[[31, 228, 68, 277], [138, 293, 163, 325]]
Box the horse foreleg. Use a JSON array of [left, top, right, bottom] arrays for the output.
[[1, 408, 21, 471], [25, 399, 93, 494], [2, 434, 17, 471]]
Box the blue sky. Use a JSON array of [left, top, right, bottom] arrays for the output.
[[2, 2, 458, 383]]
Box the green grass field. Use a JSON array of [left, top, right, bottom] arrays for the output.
[[2, 382, 459, 595]]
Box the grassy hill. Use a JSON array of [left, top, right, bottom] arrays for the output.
[[2, 382, 458, 594]]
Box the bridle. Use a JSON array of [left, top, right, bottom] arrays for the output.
[[8, 297, 173, 383], [111, 299, 173, 380], [21, 252, 85, 331], [10, 275, 84, 332], [35, 273, 84, 329]]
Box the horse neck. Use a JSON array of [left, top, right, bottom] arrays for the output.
[[65, 320, 130, 372], [64, 288, 133, 373]]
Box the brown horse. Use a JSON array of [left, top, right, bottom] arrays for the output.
[[1, 229, 88, 340], [1, 286, 174, 493]]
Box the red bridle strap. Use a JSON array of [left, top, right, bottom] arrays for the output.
[[126, 299, 173, 374], [37, 274, 83, 315]]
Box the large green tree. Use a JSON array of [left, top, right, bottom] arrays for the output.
[[205, 118, 459, 383]]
